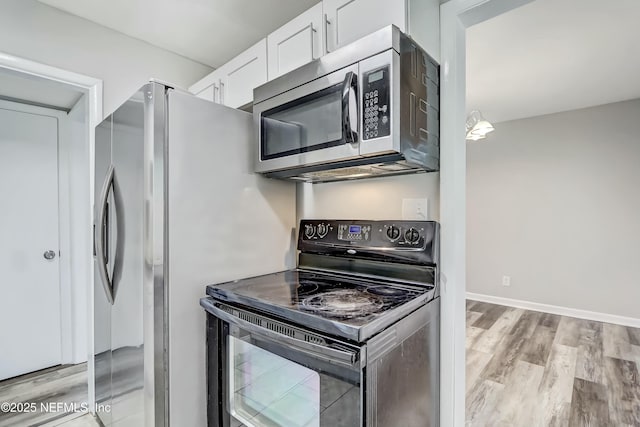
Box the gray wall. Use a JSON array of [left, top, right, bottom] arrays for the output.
[[297, 173, 440, 221], [0, 0, 212, 117], [467, 99, 640, 319]]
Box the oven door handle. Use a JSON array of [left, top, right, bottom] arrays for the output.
[[201, 298, 360, 368], [342, 71, 358, 144]]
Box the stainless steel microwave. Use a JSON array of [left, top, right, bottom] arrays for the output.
[[253, 25, 439, 183]]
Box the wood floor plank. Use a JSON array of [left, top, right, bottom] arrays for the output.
[[634, 344, 640, 368], [466, 310, 483, 325], [466, 326, 485, 350], [569, 378, 610, 427], [472, 308, 524, 354], [520, 325, 555, 367], [509, 310, 542, 338], [465, 379, 505, 426], [603, 357, 640, 426], [554, 316, 585, 347], [575, 320, 604, 384], [486, 360, 544, 426], [468, 301, 498, 314], [537, 344, 578, 427], [626, 326, 640, 346], [480, 320, 531, 384], [472, 304, 509, 330], [603, 323, 635, 361], [466, 349, 493, 394], [539, 312, 562, 333]]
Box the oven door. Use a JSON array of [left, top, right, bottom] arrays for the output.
[[254, 64, 360, 174], [203, 298, 363, 427]]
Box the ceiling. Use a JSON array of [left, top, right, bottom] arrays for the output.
[[0, 69, 84, 111], [38, 0, 319, 68], [34, 0, 640, 122], [467, 0, 640, 123]]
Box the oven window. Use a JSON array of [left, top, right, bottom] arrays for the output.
[[261, 84, 345, 160], [230, 335, 320, 427], [227, 333, 360, 427]]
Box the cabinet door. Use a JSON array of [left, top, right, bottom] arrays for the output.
[[189, 71, 221, 104], [220, 39, 268, 108], [324, 0, 406, 52], [267, 3, 323, 79], [194, 85, 215, 102]]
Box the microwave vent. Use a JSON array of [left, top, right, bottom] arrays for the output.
[[301, 167, 374, 180], [371, 163, 414, 172], [290, 160, 425, 183]]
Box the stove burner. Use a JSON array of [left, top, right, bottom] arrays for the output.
[[295, 281, 320, 296], [365, 286, 409, 297], [300, 289, 385, 319]]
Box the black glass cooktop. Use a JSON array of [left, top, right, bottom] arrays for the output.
[[206, 269, 435, 342]]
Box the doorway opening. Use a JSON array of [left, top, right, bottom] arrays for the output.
[[0, 55, 102, 426], [462, 0, 640, 425]]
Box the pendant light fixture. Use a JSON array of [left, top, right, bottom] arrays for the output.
[[466, 110, 495, 141]]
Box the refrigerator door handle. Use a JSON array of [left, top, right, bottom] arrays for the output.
[[111, 171, 125, 302], [96, 165, 115, 304]]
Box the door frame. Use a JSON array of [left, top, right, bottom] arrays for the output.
[[438, 0, 536, 425], [0, 52, 103, 409]]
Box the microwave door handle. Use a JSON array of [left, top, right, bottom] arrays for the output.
[[342, 71, 358, 144]]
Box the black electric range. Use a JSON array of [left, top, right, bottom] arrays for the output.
[[204, 219, 439, 342], [201, 219, 441, 427]]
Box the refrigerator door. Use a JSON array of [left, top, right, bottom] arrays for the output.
[[110, 91, 146, 425], [94, 115, 113, 427], [165, 90, 296, 426]]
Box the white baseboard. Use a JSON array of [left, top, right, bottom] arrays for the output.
[[466, 292, 640, 329]]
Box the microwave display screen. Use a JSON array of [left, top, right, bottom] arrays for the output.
[[349, 225, 362, 233], [368, 70, 384, 83]]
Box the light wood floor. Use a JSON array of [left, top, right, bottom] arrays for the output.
[[466, 300, 640, 426], [0, 364, 90, 427]]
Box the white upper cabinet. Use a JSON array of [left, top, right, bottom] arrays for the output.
[[267, 3, 324, 79], [189, 0, 439, 109], [189, 68, 224, 103], [193, 84, 216, 103], [219, 39, 268, 108], [323, 0, 439, 61], [324, 0, 405, 52], [189, 39, 268, 108]]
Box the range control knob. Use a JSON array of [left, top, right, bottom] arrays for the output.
[[304, 224, 316, 239], [386, 225, 401, 241], [405, 228, 420, 243], [317, 223, 328, 238]]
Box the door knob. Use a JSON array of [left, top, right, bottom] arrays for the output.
[[43, 250, 56, 260]]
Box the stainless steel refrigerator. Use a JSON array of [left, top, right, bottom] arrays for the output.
[[93, 82, 296, 426]]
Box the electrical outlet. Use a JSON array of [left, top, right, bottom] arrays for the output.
[[402, 198, 429, 220], [502, 275, 511, 287]]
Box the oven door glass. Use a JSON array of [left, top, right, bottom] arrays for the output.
[[230, 336, 320, 427], [260, 72, 358, 161], [225, 325, 361, 427]]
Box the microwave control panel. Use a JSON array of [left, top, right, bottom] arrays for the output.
[[362, 66, 390, 140]]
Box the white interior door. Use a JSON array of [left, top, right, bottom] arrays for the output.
[[0, 106, 62, 380]]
